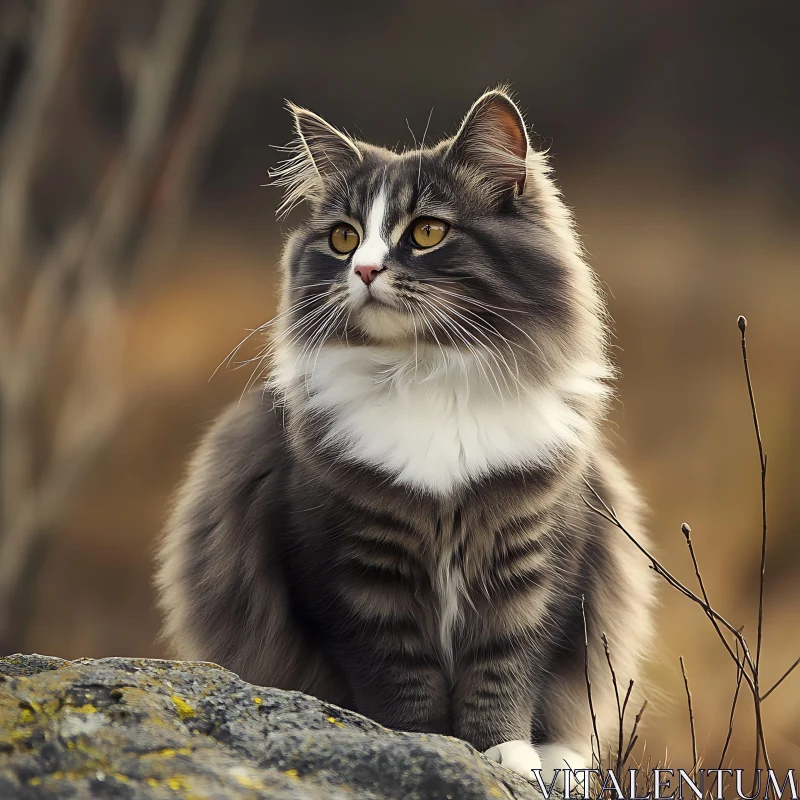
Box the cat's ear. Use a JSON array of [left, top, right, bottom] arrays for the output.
[[449, 89, 529, 197], [270, 103, 362, 217], [290, 103, 362, 179]]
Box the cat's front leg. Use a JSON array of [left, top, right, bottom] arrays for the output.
[[452, 633, 540, 780], [320, 566, 447, 732], [345, 645, 451, 734]]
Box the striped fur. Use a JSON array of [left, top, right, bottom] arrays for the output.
[[156, 89, 656, 783]]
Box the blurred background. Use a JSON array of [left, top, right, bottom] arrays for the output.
[[1, 0, 798, 776]]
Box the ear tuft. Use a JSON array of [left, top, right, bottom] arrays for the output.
[[450, 89, 529, 197], [290, 103, 362, 178], [268, 102, 361, 218]]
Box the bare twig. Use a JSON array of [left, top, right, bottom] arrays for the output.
[[738, 315, 770, 783], [680, 656, 698, 780], [583, 314, 791, 780], [738, 317, 768, 666], [601, 632, 625, 779], [719, 632, 745, 769], [583, 484, 773, 775], [620, 679, 634, 729], [680, 522, 746, 665], [621, 700, 648, 773], [761, 654, 800, 702], [680, 519, 759, 773], [581, 594, 601, 770], [584, 486, 756, 689]]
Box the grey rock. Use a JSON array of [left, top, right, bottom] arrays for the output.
[[0, 655, 542, 799]]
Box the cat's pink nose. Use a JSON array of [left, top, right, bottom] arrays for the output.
[[354, 264, 384, 285]]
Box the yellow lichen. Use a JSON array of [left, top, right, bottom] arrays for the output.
[[68, 704, 98, 714], [235, 774, 266, 789], [18, 708, 35, 724], [284, 769, 299, 779], [170, 694, 195, 719], [325, 715, 345, 728], [29, 777, 41, 786], [42, 699, 61, 716], [166, 775, 190, 790], [252, 697, 263, 705], [147, 778, 160, 787], [146, 747, 191, 758], [75, 740, 95, 753]]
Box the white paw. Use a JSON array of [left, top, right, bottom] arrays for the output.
[[537, 744, 589, 794], [484, 739, 541, 780]]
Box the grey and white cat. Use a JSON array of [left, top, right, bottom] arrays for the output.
[[157, 88, 655, 785]]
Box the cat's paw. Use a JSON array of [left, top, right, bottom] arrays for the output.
[[484, 739, 541, 780], [537, 744, 589, 794]]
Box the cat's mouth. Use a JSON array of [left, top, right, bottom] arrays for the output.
[[352, 296, 417, 342], [361, 291, 390, 308], [344, 271, 419, 341], [348, 271, 398, 311]]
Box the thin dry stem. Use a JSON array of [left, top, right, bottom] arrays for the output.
[[719, 632, 745, 770], [621, 699, 648, 773], [583, 484, 773, 775], [581, 594, 601, 770], [584, 485, 756, 688], [761, 653, 800, 701], [601, 632, 625, 779], [583, 315, 791, 783], [738, 315, 770, 781], [679, 656, 698, 779]]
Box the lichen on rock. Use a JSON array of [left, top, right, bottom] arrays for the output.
[[0, 655, 542, 799]]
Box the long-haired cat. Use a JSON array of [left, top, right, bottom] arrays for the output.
[[157, 88, 655, 785]]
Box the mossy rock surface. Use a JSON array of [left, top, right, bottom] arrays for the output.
[[0, 655, 540, 799]]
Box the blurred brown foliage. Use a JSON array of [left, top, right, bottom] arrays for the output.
[[1, 0, 798, 777]]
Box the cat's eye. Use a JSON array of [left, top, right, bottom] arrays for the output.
[[410, 218, 449, 249], [330, 223, 359, 254]]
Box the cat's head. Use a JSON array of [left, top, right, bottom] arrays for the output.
[[269, 88, 608, 391]]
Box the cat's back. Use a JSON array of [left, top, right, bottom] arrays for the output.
[[181, 391, 289, 509], [156, 391, 294, 663]]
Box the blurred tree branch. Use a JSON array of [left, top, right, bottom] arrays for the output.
[[0, 0, 255, 655], [0, 0, 89, 285]]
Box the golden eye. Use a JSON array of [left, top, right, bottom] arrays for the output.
[[410, 218, 448, 249], [330, 223, 359, 254]]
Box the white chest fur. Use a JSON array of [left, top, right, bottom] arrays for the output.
[[273, 343, 608, 496], [435, 549, 466, 675]]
